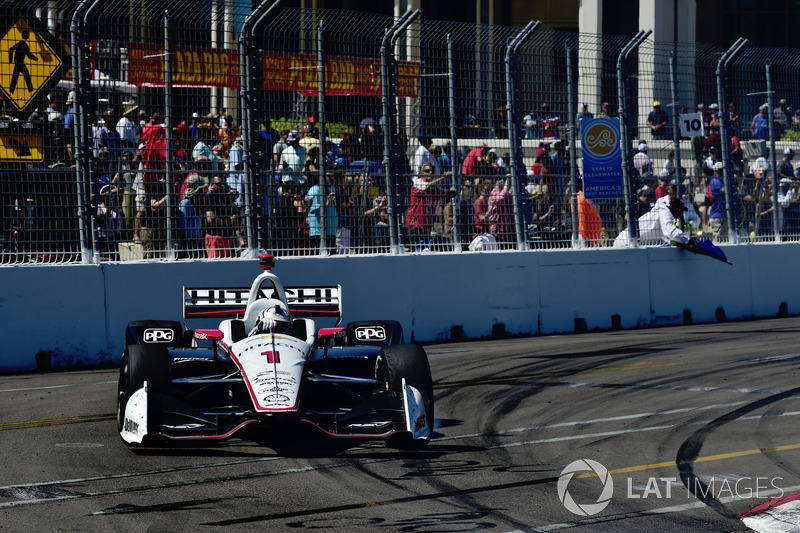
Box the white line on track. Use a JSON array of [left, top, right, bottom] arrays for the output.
[[0, 381, 116, 393], [505, 484, 800, 532], [523, 381, 789, 395], [4, 404, 800, 509]]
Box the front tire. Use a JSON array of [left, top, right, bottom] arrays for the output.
[[117, 344, 170, 444], [375, 344, 434, 449]]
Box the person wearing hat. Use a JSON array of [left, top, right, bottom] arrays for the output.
[[779, 147, 795, 178], [757, 177, 798, 236], [647, 100, 668, 139], [708, 159, 742, 243], [752, 104, 770, 140], [96, 183, 122, 260], [278, 130, 307, 185], [178, 163, 209, 258], [597, 102, 611, 118], [633, 142, 653, 182], [117, 100, 140, 154], [575, 103, 593, 131], [702, 146, 719, 176]]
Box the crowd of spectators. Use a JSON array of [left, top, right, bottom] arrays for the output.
[[16, 93, 800, 260]]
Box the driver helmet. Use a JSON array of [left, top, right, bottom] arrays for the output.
[[255, 305, 292, 334]]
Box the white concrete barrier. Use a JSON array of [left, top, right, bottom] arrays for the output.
[[2, 243, 799, 372]]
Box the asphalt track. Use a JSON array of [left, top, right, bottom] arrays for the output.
[[3, 318, 800, 532]]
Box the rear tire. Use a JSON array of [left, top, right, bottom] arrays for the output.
[[117, 344, 171, 443], [375, 344, 434, 449]]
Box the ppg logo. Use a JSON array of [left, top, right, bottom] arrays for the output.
[[143, 328, 175, 343], [355, 326, 386, 342]]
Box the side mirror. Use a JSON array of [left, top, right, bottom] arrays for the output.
[[194, 329, 224, 341]]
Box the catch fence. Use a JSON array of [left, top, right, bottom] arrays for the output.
[[2, 0, 800, 264]]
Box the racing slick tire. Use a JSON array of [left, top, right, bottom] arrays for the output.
[[117, 344, 171, 444], [375, 344, 434, 449]]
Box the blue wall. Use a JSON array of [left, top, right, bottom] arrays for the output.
[[1, 243, 798, 371]]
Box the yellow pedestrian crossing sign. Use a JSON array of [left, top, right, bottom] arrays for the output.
[[0, 19, 63, 111], [0, 133, 43, 161]]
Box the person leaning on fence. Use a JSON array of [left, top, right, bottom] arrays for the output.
[[487, 176, 515, 246], [202, 175, 238, 259], [614, 189, 691, 248], [406, 162, 448, 246], [708, 161, 743, 243], [178, 171, 208, 259], [304, 173, 340, 254], [96, 184, 122, 261]]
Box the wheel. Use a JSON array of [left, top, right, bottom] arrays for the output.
[[375, 344, 434, 449], [117, 344, 171, 443]]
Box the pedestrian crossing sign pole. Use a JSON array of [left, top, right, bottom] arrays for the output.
[[0, 18, 63, 111]]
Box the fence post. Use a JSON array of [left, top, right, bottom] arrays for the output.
[[317, 19, 329, 255], [381, 10, 419, 254], [163, 10, 176, 260], [71, 0, 95, 264], [766, 60, 780, 242], [505, 20, 540, 251], [240, 1, 283, 256], [566, 44, 579, 246], [669, 51, 684, 205], [716, 37, 747, 244], [616, 30, 651, 248], [447, 34, 461, 251]]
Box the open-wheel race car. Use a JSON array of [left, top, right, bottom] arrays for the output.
[[117, 254, 433, 449]]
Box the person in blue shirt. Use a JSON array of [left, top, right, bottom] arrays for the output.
[[751, 104, 770, 140], [707, 161, 742, 243]]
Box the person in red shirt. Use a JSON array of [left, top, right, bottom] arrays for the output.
[[406, 163, 448, 244]]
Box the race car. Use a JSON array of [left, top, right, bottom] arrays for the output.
[[116, 254, 433, 449]]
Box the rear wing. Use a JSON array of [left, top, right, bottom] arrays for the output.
[[183, 285, 342, 323]]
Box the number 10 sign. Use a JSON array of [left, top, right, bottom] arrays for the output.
[[679, 113, 704, 137]]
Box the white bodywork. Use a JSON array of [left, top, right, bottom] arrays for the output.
[[120, 382, 148, 444], [403, 378, 432, 441]]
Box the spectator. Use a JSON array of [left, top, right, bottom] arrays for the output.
[[702, 146, 719, 176], [633, 142, 653, 181], [707, 103, 720, 129], [488, 176, 515, 246], [304, 173, 339, 253], [752, 104, 770, 140], [778, 148, 795, 181], [576, 103, 593, 131], [273, 182, 305, 253], [663, 150, 676, 177], [406, 162, 447, 245], [522, 111, 537, 139], [758, 177, 798, 236], [793, 110, 800, 131], [360, 122, 382, 163], [116, 100, 140, 155], [571, 180, 603, 246], [647, 100, 668, 139], [178, 170, 208, 258], [461, 144, 489, 180], [203, 175, 238, 258], [226, 138, 248, 250], [217, 107, 231, 129], [730, 137, 744, 172], [728, 102, 742, 139], [614, 192, 691, 247], [597, 102, 611, 118], [634, 187, 654, 219], [539, 103, 559, 139], [279, 130, 307, 185], [96, 184, 122, 260], [188, 112, 200, 141], [774, 99, 788, 137], [494, 106, 508, 139], [749, 148, 772, 180], [141, 173, 171, 259], [338, 129, 360, 164], [272, 130, 289, 173], [414, 130, 439, 175], [472, 182, 490, 239], [362, 187, 390, 253], [702, 126, 722, 156], [218, 118, 238, 154], [434, 143, 452, 174], [708, 161, 741, 243], [655, 170, 673, 199]]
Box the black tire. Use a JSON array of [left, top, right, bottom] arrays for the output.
[[375, 344, 434, 449], [117, 344, 171, 443]]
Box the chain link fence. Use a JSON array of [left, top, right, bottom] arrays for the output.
[[3, 0, 800, 264]]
